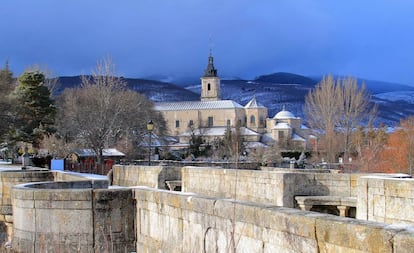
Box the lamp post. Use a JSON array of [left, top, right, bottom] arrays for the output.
[[147, 120, 154, 165]]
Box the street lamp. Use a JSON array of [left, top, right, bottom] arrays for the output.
[[147, 120, 154, 165]]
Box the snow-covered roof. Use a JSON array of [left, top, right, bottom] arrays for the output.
[[140, 133, 164, 147], [73, 148, 125, 157], [273, 122, 291, 129], [292, 134, 306, 142], [179, 127, 260, 137], [273, 109, 296, 119], [261, 133, 276, 144], [164, 136, 179, 143], [244, 141, 268, 148], [244, 96, 265, 108], [154, 100, 244, 111], [308, 134, 318, 139]]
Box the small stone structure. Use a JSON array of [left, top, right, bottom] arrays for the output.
[[0, 170, 53, 244], [12, 180, 135, 252], [111, 164, 181, 189], [295, 195, 356, 217], [182, 166, 361, 207]]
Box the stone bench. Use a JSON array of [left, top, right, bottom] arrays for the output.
[[295, 195, 357, 217], [165, 180, 181, 191]]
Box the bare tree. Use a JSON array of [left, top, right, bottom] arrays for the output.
[[219, 123, 244, 161], [305, 75, 341, 162], [261, 143, 281, 166], [56, 57, 162, 167], [399, 117, 414, 174], [337, 77, 373, 161], [305, 75, 375, 163]]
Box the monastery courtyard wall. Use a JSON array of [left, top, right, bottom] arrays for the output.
[[3, 165, 414, 252]]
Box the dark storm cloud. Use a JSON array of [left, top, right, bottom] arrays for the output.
[[1, 0, 414, 84]]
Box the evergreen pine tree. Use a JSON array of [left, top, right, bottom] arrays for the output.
[[0, 61, 15, 143], [11, 71, 55, 146]]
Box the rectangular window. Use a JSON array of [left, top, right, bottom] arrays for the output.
[[260, 116, 264, 126], [208, 117, 214, 127], [278, 131, 284, 139], [176, 120, 180, 128], [189, 120, 194, 127], [226, 119, 231, 127]]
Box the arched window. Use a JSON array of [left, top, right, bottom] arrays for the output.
[[207, 83, 211, 91], [250, 115, 256, 125]]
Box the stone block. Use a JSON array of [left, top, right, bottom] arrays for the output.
[[94, 188, 131, 201], [182, 219, 203, 252], [13, 206, 36, 232], [185, 195, 215, 215], [262, 228, 318, 253], [393, 229, 414, 253], [263, 207, 317, 239], [385, 179, 414, 198], [35, 200, 92, 209], [12, 228, 35, 253], [367, 177, 385, 191], [234, 234, 263, 253], [33, 189, 92, 201], [315, 216, 395, 252], [4, 214, 13, 223], [12, 187, 34, 200], [35, 208, 93, 234]]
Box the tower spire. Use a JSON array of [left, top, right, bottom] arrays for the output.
[[203, 52, 217, 77], [201, 51, 221, 101]]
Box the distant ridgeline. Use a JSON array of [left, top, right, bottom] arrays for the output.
[[52, 72, 414, 126]]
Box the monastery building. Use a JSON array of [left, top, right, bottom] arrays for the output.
[[154, 54, 311, 149]]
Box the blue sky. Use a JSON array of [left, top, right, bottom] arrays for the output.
[[1, 1, 414, 85]]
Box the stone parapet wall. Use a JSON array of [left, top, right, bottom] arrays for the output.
[[127, 160, 260, 169], [0, 170, 54, 245], [357, 175, 414, 225], [134, 187, 414, 253], [11, 180, 135, 253], [112, 165, 181, 189], [0, 171, 53, 216], [93, 189, 136, 252], [182, 167, 361, 207], [12, 183, 95, 252], [52, 171, 92, 181]]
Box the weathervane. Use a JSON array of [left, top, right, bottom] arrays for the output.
[[209, 35, 214, 55]]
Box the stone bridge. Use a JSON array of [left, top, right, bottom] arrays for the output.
[[0, 165, 413, 252]]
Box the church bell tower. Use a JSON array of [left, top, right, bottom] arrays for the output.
[[201, 53, 221, 101]]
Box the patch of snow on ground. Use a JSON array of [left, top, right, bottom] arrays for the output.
[[374, 91, 414, 103], [62, 171, 107, 180]]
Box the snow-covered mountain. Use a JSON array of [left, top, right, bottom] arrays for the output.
[[54, 73, 414, 126], [185, 73, 414, 126], [53, 76, 199, 102]]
